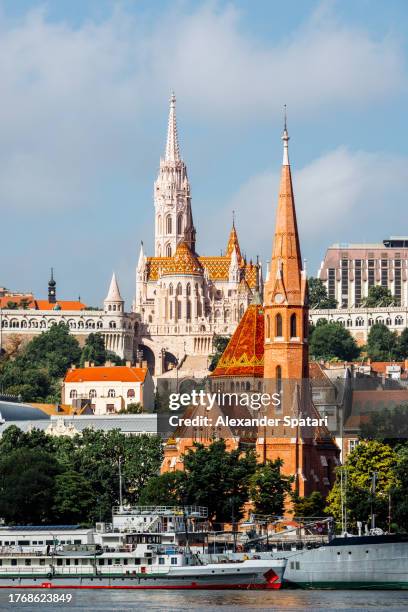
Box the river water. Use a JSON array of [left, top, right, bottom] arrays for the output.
[[1, 590, 408, 611]]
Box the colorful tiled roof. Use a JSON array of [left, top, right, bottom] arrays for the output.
[[211, 303, 265, 377], [162, 241, 203, 276], [64, 366, 147, 383]]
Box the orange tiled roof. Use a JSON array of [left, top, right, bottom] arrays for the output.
[[211, 303, 265, 377], [162, 241, 203, 276], [64, 366, 147, 383], [225, 224, 243, 263], [35, 300, 86, 311], [0, 295, 35, 308]]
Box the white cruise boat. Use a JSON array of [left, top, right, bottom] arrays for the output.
[[0, 506, 285, 590]]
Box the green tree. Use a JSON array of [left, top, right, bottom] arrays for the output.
[[53, 471, 95, 524], [139, 471, 186, 506], [363, 286, 394, 307], [248, 459, 293, 516], [22, 323, 81, 378], [309, 321, 360, 361], [293, 491, 325, 517], [392, 445, 408, 532], [308, 277, 337, 309], [181, 440, 257, 524], [80, 333, 107, 366], [208, 336, 230, 371], [325, 440, 399, 530], [367, 323, 398, 361], [396, 328, 408, 360], [0, 448, 60, 524]]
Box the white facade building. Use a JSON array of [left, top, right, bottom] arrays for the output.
[[134, 95, 260, 375], [62, 365, 154, 414]]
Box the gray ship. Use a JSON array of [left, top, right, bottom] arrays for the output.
[[283, 533, 408, 589]]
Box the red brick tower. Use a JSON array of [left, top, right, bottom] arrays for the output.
[[263, 117, 309, 381]]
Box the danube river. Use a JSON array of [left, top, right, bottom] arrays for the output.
[[1, 590, 408, 611]]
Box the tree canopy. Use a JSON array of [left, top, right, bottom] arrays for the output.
[[309, 321, 360, 361], [0, 426, 163, 525], [248, 458, 293, 516], [366, 323, 399, 361], [308, 277, 337, 309], [363, 286, 394, 308]]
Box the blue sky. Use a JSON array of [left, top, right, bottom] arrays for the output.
[[1, 0, 408, 306]]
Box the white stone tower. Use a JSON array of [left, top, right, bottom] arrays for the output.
[[154, 93, 192, 257], [104, 273, 124, 313]]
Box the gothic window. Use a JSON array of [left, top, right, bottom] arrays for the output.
[[266, 315, 270, 338], [166, 244, 172, 257], [176, 283, 182, 296], [109, 321, 116, 329], [276, 313, 283, 337], [376, 317, 384, 324], [368, 318, 373, 327], [108, 389, 116, 398], [108, 305, 112, 311], [395, 315, 403, 326], [187, 300, 191, 321], [290, 313, 297, 338], [386, 317, 392, 326], [239, 304, 244, 319], [177, 301, 182, 319], [157, 215, 162, 234], [186, 283, 191, 296], [70, 390, 77, 399], [166, 215, 172, 234], [113, 305, 117, 311], [197, 301, 202, 317], [215, 309, 221, 319], [169, 301, 173, 319], [347, 319, 352, 327], [97, 321, 102, 329], [89, 389, 97, 399], [276, 365, 282, 394], [356, 316, 364, 327], [177, 214, 183, 234], [169, 283, 174, 296], [195, 283, 199, 295], [224, 309, 230, 322]]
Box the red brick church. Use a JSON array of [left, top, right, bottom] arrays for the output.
[[162, 120, 339, 499]]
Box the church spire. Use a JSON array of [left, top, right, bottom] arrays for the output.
[[268, 114, 304, 302], [165, 92, 180, 162], [225, 214, 242, 262]]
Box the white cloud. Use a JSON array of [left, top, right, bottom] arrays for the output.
[[225, 147, 408, 274], [0, 3, 405, 212]]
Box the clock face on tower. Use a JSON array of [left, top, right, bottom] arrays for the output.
[[274, 293, 284, 304]]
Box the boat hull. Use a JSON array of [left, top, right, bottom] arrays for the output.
[[0, 562, 284, 590], [283, 540, 408, 590]]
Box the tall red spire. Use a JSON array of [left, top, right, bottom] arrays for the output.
[[264, 116, 308, 381]]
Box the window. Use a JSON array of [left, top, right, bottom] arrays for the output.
[[341, 257, 349, 308], [157, 215, 162, 235], [186, 283, 191, 296], [266, 315, 270, 338], [169, 283, 173, 296], [108, 389, 115, 398], [177, 215, 183, 234], [395, 315, 403, 326], [354, 259, 362, 306], [395, 259, 401, 305], [276, 365, 282, 395], [159, 557, 165, 565], [381, 257, 388, 288], [276, 313, 283, 337], [166, 215, 172, 234], [70, 389, 77, 399], [349, 439, 359, 453], [176, 283, 182, 296], [290, 313, 297, 338], [356, 317, 364, 327], [127, 389, 135, 398], [171, 558, 178, 565], [166, 244, 172, 257], [368, 259, 375, 288], [89, 389, 97, 399]]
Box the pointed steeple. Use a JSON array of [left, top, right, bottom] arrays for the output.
[[137, 242, 145, 271], [225, 213, 242, 262], [165, 92, 180, 162], [229, 245, 240, 283], [183, 198, 197, 253], [105, 273, 123, 303], [268, 114, 304, 304]]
